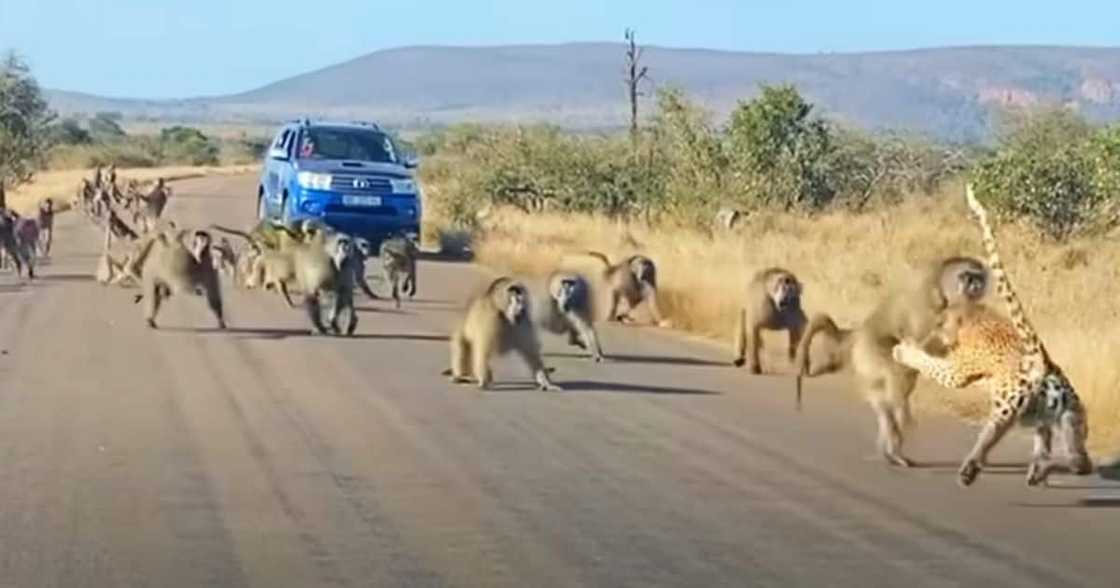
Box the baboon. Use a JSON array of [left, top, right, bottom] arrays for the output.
[[446, 277, 562, 391], [321, 235, 359, 335], [37, 199, 54, 256], [579, 251, 666, 326], [848, 257, 989, 467], [379, 235, 418, 307], [95, 220, 128, 285], [136, 178, 169, 232], [245, 249, 297, 305], [536, 271, 605, 362], [13, 214, 41, 263], [349, 237, 381, 300], [211, 237, 238, 278], [794, 313, 854, 378], [107, 208, 140, 241], [732, 267, 807, 374], [0, 210, 33, 279], [287, 230, 352, 335], [132, 229, 225, 329]]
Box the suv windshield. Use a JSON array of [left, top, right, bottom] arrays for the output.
[[298, 127, 398, 163]]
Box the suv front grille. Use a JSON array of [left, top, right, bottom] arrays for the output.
[[330, 174, 393, 195]]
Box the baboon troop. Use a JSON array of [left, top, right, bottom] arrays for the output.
[[15, 165, 1085, 491]]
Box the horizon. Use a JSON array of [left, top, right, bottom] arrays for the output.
[[33, 41, 1120, 102], [4, 0, 1119, 99]]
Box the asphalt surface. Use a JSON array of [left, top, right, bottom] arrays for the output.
[[0, 174, 1117, 588]]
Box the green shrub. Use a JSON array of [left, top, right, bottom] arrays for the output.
[[971, 109, 1119, 240]]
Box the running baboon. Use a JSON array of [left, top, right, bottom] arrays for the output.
[[379, 235, 418, 307], [211, 237, 238, 278], [446, 277, 561, 391], [322, 236, 359, 335], [133, 229, 225, 329], [0, 210, 33, 279], [732, 267, 807, 374], [537, 271, 604, 362], [13, 214, 40, 264], [289, 230, 352, 335], [850, 256, 989, 467], [348, 237, 380, 300], [37, 199, 54, 256], [95, 220, 128, 285], [136, 178, 169, 232], [107, 208, 140, 241], [580, 251, 666, 326]]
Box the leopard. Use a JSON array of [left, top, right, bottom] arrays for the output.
[[891, 184, 1091, 488]]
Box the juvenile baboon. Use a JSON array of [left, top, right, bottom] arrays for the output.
[[446, 277, 562, 391], [732, 267, 807, 374], [379, 235, 418, 307], [349, 237, 381, 300], [37, 199, 54, 256], [580, 251, 667, 326], [536, 271, 605, 362], [849, 256, 989, 467], [132, 229, 225, 329]]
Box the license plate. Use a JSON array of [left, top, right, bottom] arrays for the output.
[[343, 195, 381, 207]]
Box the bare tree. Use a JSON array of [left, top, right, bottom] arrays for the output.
[[623, 28, 649, 147]]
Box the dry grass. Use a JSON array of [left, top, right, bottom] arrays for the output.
[[6, 164, 257, 215], [465, 182, 1120, 458]]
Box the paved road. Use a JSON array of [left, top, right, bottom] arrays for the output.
[[0, 174, 1117, 588]]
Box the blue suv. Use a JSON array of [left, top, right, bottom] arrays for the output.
[[257, 119, 421, 245]]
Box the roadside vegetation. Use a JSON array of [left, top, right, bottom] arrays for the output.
[[415, 86, 1120, 457]]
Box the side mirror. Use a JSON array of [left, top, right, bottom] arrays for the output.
[[268, 146, 289, 161], [402, 155, 420, 169]]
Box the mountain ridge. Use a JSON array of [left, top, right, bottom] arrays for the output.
[[44, 42, 1120, 141]]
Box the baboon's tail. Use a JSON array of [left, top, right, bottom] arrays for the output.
[[793, 312, 852, 410]]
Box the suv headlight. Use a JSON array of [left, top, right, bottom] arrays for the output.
[[297, 171, 332, 190], [390, 179, 417, 194]]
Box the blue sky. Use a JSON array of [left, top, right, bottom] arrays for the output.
[[2, 0, 1117, 98]]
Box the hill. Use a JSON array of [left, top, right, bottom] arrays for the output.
[[45, 43, 1120, 142]]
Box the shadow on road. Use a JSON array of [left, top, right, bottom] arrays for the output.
[[560, 380, 721, 396], [37, 272, 95, 283], [161, 325, 448, 342]]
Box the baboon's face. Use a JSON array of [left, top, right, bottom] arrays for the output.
[[630, 257, 656, 286], [955, 269, 987, 302], [555, 279, 579, 312], [191, 231, 212, 259], [504, 286, 528, 324], [770, 274, 801, 312], [354, 238, 372, 257], [332, 238, 353, 267], [940, 259, 988, 304]]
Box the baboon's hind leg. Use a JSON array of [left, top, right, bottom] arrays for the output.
[[204, 282, 226, 329]]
